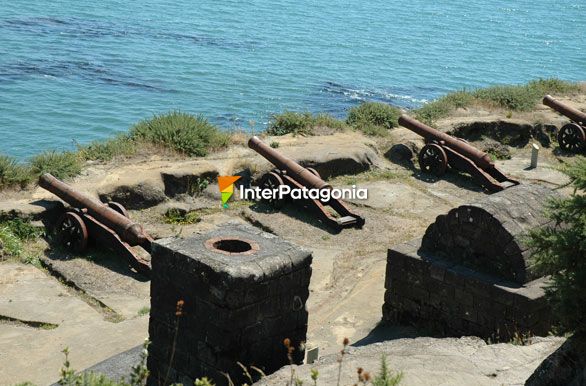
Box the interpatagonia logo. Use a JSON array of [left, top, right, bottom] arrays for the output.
[[218, 176, 241, 208]]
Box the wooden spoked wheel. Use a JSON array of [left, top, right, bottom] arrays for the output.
[[418, 144, 448, 176], [558, 123, 585, 152], [107, 201, 129, 218], [260, 172, 286, 208], [56, 212, 88, 253]]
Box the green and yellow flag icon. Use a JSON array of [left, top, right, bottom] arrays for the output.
[[218, 176, 241, 208]]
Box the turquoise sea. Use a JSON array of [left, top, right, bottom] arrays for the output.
[[0, 1, 584, 159]]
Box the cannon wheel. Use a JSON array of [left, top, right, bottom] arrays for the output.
[[419, 144, 448, 176], [107, 201, 129, 218], [306, 167, 321, 179], [260, 172, 286, 209], [558, 123, 585, 152], [56, 212, 88, 253]]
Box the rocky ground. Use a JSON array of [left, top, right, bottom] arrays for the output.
[[0, 95, 583, 385]]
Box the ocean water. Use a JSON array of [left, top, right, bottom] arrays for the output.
[[0, 0, 584, 160]]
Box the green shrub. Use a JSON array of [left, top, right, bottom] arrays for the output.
[[78, 135, 137, 162], [528, 157, 586, 334], [347, 102, 401, 134], [0, 155, 31, 189], [29, 151, 82, 180], [415, 91, 476, 124], [163, 208, 202, 225], [0, 225, 23, 259], [267, 111, 314, 136], [130, 111, 230, 156], [0, 219, 42, 263], [313, 113, 348, 131], [267, 112, 347, 136], [358, 122, 389, 137]]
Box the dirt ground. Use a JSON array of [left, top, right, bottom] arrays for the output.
[[0, 100, 581, 385]]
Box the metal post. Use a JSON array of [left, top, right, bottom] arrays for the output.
[[530, 143, 539, 169]]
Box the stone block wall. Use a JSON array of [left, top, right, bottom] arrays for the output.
[[147, 222, 312, 386], [382, 238, 552, 340]]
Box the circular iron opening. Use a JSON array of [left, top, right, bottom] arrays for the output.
[[213, 239, 252, 253], [205, 236, 260, 256]]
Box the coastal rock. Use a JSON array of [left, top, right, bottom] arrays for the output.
[[256, 336, 565, 386], [98, 182, 167, 210], [161, 167, 219, 198], [0, 199, 63, 222], [253, 132, 380, 179]]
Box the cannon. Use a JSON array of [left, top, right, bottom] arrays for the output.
[[398, 115, 519, 192], [543, 95, 586, 152], [248, 136, 365, 230], [39, 173, 152, 276]]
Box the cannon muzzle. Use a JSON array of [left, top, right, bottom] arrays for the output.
[[248, 136, 331, 190], [39, 173, 149, 247], [543, 95, 586, 125]]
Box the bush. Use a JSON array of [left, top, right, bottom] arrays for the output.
[[0, 155, 31, 189], [267, 111, 314, 136], [29, 151, 82, 180], [0, 219, 42, 263], [415, 91, 475, 124], [528, 157, 586, 334], [130, 111, 230, 157], [346, 102, 401, 136], [267, 112, 348, 136], [313, 113, 348, 131], [78, 135, 137, 162], [0, 225, 23, 259], [415, 78, 581, 124]]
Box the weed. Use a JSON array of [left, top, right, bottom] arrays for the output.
[[267, 112, 315, 136], [415, 78, 581, 124], [29, 151, 82, 180], [78, 135, 137, 162], [137, 306, 150, 316], [270, 141, 280, 148], [347, 102, 401, 136], [371, 355, 403, 386], [0, 155, 31, 189], [336, 337, 349, 386], [130, 111, 230, 157], [267, 112, 347, 136], [186, 177, 210, 196], [0, 225, 24, 259], [163, 209, 203, 225]]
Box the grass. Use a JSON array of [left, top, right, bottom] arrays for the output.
[[415, 78, 582, 124], [77, 135, 137, 162], [130, 111, 230, 156], [0, 219, 43, 265], [29, 151, 83, 180], [137, 306, 150, 316], [347, 102, 401, 136], [0, 155, 31, 189], [267, 111, 348, 136], [163, 208, 206, 225]]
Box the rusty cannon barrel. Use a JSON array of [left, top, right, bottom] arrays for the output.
[[248, 136, 331, 190], [398, 114, 494, 170], [39, 173, 149, 246], [543, 95, 586, 125]]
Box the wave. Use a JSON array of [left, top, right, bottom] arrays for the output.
[[320, 81, 439, 109]]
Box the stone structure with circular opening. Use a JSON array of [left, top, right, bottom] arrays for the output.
[[147, 222, 312, 386]]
